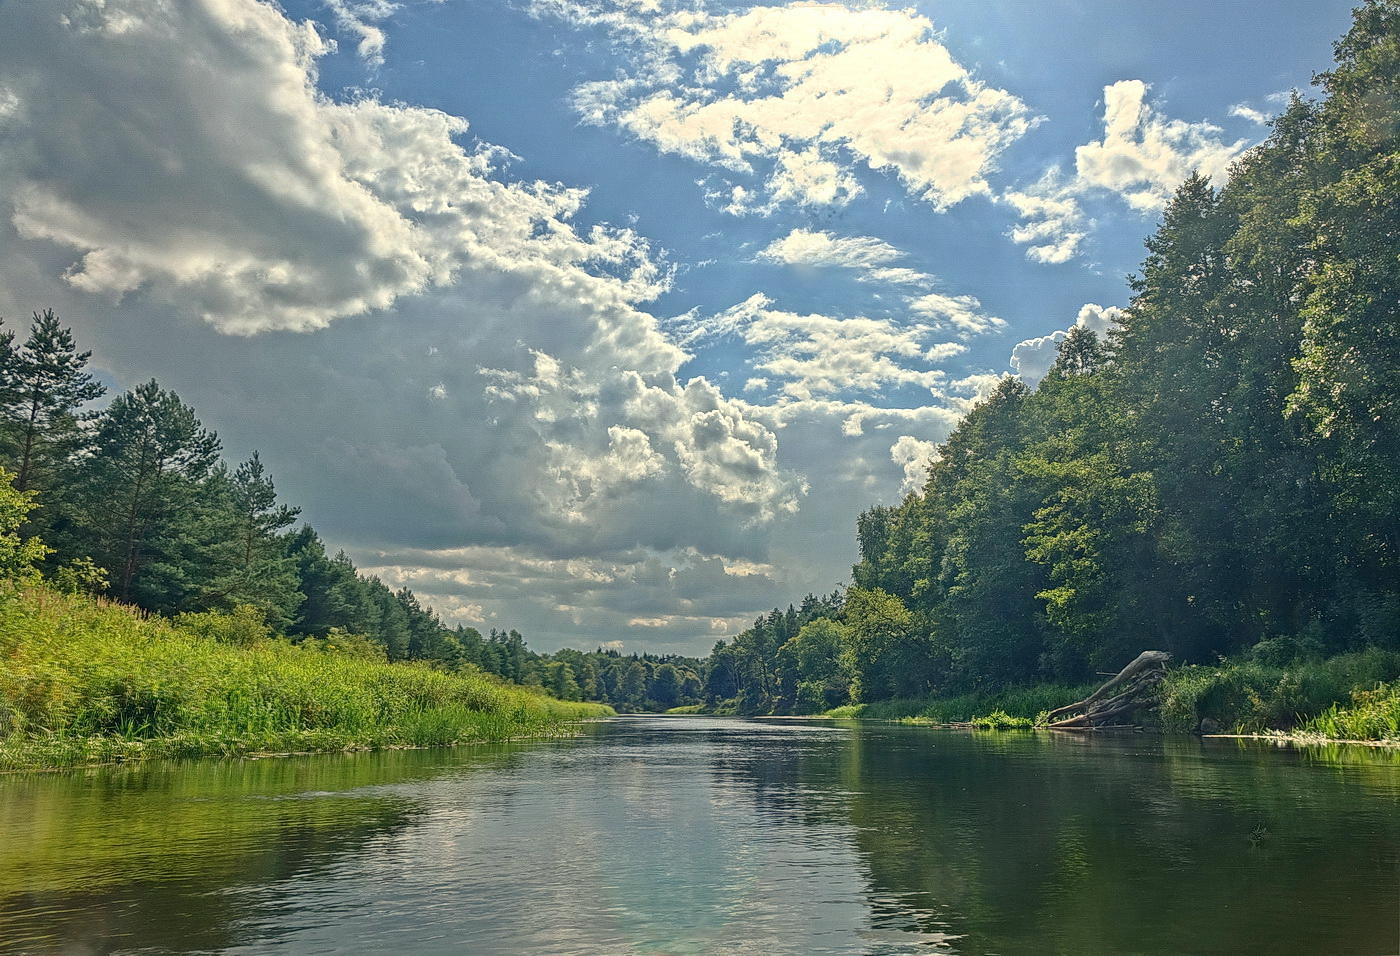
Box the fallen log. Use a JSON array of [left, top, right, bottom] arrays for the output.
[[1045, 650, 1171, 730]]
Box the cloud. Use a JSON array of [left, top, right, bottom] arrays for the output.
[[672, 293, 971, 401], [758, 229, 902, 271], [909, 292, 1005, 337], [324, 0, 396, 65], [1075, 80, 1248, 211], [757, 228, 934, 288], [1228, 103, 1271, 126], [1010, 302, 1123, 384], [890, 435, 937, 494], [556, 1, 1037, 214], [1006, 81, 1252, 263], [1002, 169, 1088, 264], [0, 0, 671, 335]]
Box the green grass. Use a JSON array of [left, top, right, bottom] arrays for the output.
[[969, 710, 1035, 730], [1159, 647, 1400, 735], [1299, 682, 1400, 742], [826, 683, 1093, 725], [663, 704, 708, 714], [0, 587, 612, 770]]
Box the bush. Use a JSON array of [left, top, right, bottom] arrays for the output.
[[1159, 648, 1400, 734]]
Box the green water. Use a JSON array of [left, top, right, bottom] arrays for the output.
[[2, 718, 1398, 954]]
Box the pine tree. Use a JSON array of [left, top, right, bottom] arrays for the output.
[[0, 311, 106, 494], [73, 380, 221, 608]]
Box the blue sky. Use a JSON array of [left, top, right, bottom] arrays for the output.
[[0, 0, 1359, 652]]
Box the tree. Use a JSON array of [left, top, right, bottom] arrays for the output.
[[204, 452, 302, 626], [0, 467, 49, 584], [618, 660, 647, 709], [651, 663, 681, 707], [0, 310, 106, 494], [72, 380, 222, 609]]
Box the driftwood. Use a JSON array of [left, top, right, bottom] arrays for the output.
[[1045, 650, 1171, 730]]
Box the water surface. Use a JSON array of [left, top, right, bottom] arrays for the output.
[[3, 717, 1398, 954]]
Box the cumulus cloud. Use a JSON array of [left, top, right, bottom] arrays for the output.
[[0, 0, 848, 652], [554, 1, 1037, 214], [1006, 81, 1252, 263], [672, 293, 969, 401], [0, 0, 671, 334], [890, 435, 937, 494], [1010, 302, 1123, 384]]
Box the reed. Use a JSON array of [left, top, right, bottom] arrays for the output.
[[0, 587, 612, 770]]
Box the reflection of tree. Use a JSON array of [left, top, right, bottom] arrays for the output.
[[0, 744, 533, 952], [830, 726, 1400, 955]]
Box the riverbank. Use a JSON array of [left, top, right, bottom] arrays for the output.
[[0, 588, 613, 771], [801, 650, 1400, 746]]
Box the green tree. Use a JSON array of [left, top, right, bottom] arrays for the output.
[[73, 380, 222, 609], [0, 310, 105, 494]]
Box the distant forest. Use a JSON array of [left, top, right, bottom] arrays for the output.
[[693, 3, 1400, 714]]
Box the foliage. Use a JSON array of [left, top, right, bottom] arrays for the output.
[[969, 710, 1034, 730], [0, 587, 612, 769], [0, 467, 48, 583], [1158, 649, 1400, 734], [1302, 682, 1400, 741]]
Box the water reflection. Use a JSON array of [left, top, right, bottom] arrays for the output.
[[2, 719, 1398, 954]]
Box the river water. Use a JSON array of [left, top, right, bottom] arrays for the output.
[[2, 717, 1398, 954]]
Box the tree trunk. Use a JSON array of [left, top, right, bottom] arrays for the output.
[[1045, 650, 1171, 730]]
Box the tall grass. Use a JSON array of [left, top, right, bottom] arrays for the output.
[[825, 683, 1093, 723], [1158, 647, 1400, 735], [0, 587, 612, 770], [1299, 682, 1400, 742]]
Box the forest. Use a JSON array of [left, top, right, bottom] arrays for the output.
[[691, 5, 1400, 725]]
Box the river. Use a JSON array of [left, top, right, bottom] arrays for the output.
[[2, 717, 1398, 954]]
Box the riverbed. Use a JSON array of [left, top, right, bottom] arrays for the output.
[[3, 717, 1398, 954]]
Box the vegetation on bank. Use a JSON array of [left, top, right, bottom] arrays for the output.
[[689, 6, 1400, 741], [824, 683, 1092, 724], [0, 585, 611, 771]]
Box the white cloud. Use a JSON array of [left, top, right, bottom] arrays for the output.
[[758, 229, 903, 272], [324, 0, 396, 65], [482, 349, 802, 522], [909, 292, 1005, 337], [557, 2, 1037, 214], [890, 435, 937, 494], [757, 228, 933, 286], [1010, 302, 1123, 384], [1228, 103, 1271, 126], [1, 0, 671, 334], [1006, 81, 1252, 263], [673, 293, 969, 401], [1076, 80, 1248, 211]]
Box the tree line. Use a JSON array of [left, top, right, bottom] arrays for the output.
[[695, 3, 1400, 715], [0, 311, 709, 709]]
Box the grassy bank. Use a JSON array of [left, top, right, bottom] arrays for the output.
[[825, 683, 1093, 724], [0, 588, 612, 771], [1158, 648, 1400, 736]]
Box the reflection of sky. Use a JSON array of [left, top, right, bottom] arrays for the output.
[[9, 722, 1400, 953], [228, 719, 916, 955]]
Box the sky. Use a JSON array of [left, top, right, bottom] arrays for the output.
[[0, 0, 1359, 653]]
